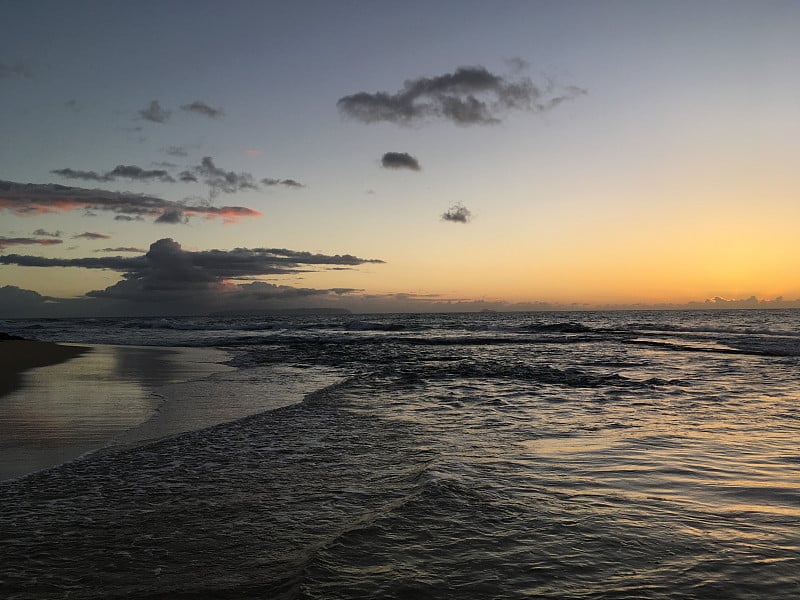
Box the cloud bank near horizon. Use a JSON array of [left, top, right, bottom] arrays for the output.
[[0, 238, 384, 314]]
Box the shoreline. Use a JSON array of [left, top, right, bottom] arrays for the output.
[[0, 338, 89, 399], [0, 341, 233, 482]]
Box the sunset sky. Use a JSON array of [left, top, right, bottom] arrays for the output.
[[2, 1, 799, 316]]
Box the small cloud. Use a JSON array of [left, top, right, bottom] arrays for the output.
[[138, 100, 171, 124], [181, 101, 224, 119], [64, 99, 81, 112], [381, 152, 421, 171], [190, 157, 258, 196], [51, 168, 112, 182], [0, 60, 32, 79], [96, 247, 146, 253], [114, 215, 145, 222], [154, 207, 188, 224], [0, 236, 62, 250], [32, 228, 62, 237], [505, 57, 529, 72], [52, 164, 175, 183], [441, 204, 472, 223], [73, 232, 111, 240], [244, 148, 262, 157], [164, 145, 189, 157], [262, 178, 305, 189], [107, 165, 175, 183]]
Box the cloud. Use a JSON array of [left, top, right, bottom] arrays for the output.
[[138, 100, 171, 123], [441, 204, 472, 223], [96, 247, 147, 253], [52, 165, 176, 183], [181, 101, 224, 119], [114, 215, 144, 222], [32, 228, 62, 237], [107, 165, 176, 183], [0, 179, 262, 224], [164, 145, 190, 157], [154, 206, 187, 224], [0, 236, 62, 250], [51, 168, 112, 182], [261, 177, 305, 188], [0, 238, 384, 314], [0, 60, 32, 79], [338, 65, 585, 126], [182, 157, 258, 197], [64, 99, 81, 112], [73, 232, 111, 240], [381, 152, 421, 171]]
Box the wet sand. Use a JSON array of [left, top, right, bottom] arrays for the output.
[[0, 342, 232, 481], [0, 338, 89, 399]]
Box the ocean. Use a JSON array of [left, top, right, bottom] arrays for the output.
[[1, 310, 799, 599]]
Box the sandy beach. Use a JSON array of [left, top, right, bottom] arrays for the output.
[[0, 337, 89, 399], [0, 339, 232, 481]]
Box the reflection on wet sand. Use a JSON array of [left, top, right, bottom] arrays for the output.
[[0, 345, 230, 481]]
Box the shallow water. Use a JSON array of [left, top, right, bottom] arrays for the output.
[[1, 310, 799, 598]]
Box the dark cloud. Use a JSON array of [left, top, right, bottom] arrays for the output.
[[96, 247, 146, 253], [188, 157, 258, 197], [73, 232, 111, 240], [51, 168, 112, 182], [154, 207, 188, 224], [441, 204, 472, 223], [32, 228, 62, 237], [0, 236, 62, 250], [0, 179, 262, 224], [261, 177, 306, 188], [107, 165, 176, 183], [138, 100, 171, 123], [338, 65, 585, 126], [52, 165, 175, 183], [381, 152, 421, 171], [164, 145, 189, 157], [0, 60, 32, 79], [0, 238, 383, 313], [181, 101, 224, 119], [114, 215, 144, 222]]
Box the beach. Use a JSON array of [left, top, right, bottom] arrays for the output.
[[0, 338, 233, 481], [0, 336, 88, 399]]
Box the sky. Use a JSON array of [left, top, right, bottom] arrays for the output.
[[2, 0, 799, 316]]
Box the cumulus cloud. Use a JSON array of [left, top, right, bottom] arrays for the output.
[[338, 65, 585, 126], [0, 236, 62, 250], [0, 179, 262, 224], [32, 228, 62, 237], [138, 100, 171, 123], [181, 101, 224, 119], [73, 232, 111, 240], [0, 60, 32, 79], [52, 165, 175, 183], [381, 152, 421, 171], [0, 238, 384, 313], [441, 204, 472, 223]]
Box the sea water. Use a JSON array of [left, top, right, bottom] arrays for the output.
[[1, 310, 799, 598]]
